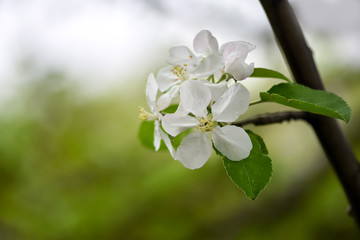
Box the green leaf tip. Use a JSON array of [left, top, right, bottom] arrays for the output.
[[221, 130, 273, 200], [250, 68, 290, 82], [260, 83, 351, 123]]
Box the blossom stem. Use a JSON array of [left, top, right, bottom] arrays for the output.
[[207, 74, 215, 83], [249, 100, 264, 106], [217, 73, 232, 83]]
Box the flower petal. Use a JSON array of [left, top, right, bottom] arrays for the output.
[[156, 85, 179, 112], [167, 46, 197, 65], [162, 111, 199, 137], [157, 66, 181, 92], [212, 125, 252, 161], [180, 80, 211, 118], [154, 120, 162, 151], [225, 58, 254, 81], [176, 132, 212, 169], [192, 54, 222, 77], [212, 83, 250, 122], [159, 127, 175, 158], [146, 73, 158, 112], [154, 120, 175, 158], [193, 30, 219, 56], [202, 81, 228, 101], [221, 41, 255, 62]]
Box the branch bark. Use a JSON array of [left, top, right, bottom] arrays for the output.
[[233, 111, 308, 127], [259, 0, 360, 226]]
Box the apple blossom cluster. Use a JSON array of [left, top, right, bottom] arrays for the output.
[[139, 30, 255, 169]]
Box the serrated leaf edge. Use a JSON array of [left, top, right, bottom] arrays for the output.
[[218, 131, 273, 200], [260, 91, 351, 123]]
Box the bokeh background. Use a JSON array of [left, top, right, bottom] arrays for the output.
[[0, 0, 359, 239]]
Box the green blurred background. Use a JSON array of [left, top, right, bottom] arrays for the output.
[[0, 0, 359, 239]]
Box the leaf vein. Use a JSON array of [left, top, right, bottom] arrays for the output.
[[241, 163, 254, 198]]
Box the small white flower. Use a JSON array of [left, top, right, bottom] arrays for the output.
[[191, 30, 256, 81], [221, 41, 256, 80], [191, 30, 223, 77], [139, 73, 177, 157], [157, 30, 223, 93], [156, 30, 255, 97], [162, 80, 252, 169]]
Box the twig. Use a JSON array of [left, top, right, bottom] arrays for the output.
[[232, 111, 308, 127], [260, 0, 360, 226]]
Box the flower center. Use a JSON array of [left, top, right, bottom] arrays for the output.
[[197, 118, 215, 132], [170, 64, 188, 81]]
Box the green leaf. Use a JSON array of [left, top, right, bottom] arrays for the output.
[[260, 83, 351, 123], [162, 104, 179, 114], [138, 121, 155, 149], [171, 128, 191, 150], [250, 68, 290, 82], [221, 130, 272, 200], [247, 130, 268, 155], [138, 121, 167, 151]]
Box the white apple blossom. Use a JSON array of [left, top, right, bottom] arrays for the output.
[[138, 73, 177, 157], [139, 30, 258, 168], [221, 41, 256, 80], [162, 80, 252, 169], [156, 30, 224, 94], [154, 30, 256, 116]]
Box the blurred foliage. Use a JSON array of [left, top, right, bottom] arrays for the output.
[[0, 69, 359, 240]]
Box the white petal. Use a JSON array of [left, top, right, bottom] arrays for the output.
[[225, 59, 254, 81], [146, 73, 158, 112], [167, 46, 198, 65], [162, 111, 199, 137], [202, 81, 228, 101], [157, 66, 181, 92], [154, 120, 162, 151], [212, 125, 252, 161], [176, 132, 212, 169], [180, 80, 211, 118], [192, 54, 222, 77], [212, 83, 250, 122], [159, 127, 175, 158], [193, 30, 219, 56], [156, 85, 179, 112], [221, 41, 255, 62]]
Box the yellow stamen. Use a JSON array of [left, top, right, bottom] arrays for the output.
[[138, 106, 149, 120], [138, 106, 158, 121], [197, 118, 215, 132], [170, 64, 188, 80]]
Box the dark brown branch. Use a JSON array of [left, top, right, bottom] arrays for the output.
[[233, 111, 308, 127], [260, 0, 360, 226]]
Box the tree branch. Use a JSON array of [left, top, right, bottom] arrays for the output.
[[259, 0, 360, 226], [232, 111, 308, 127]]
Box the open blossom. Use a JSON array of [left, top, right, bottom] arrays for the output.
[[138, 73, 177, 157], [162, 80, 252, 169], [221, 41, 256, 80], [156, 30, 221, 94], [139, 30, 257, 168], [156, 30, 256, 97]]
